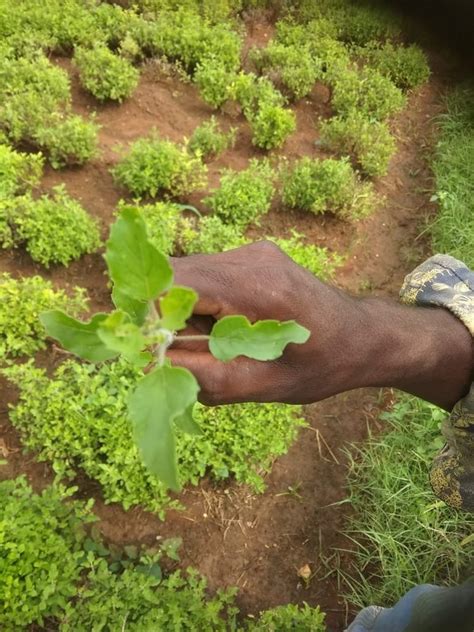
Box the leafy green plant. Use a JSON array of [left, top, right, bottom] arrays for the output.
[[204, 160, 275, 227], [247, 602, 326, 631], [4, 357, 305, 513], [194, 57, 235, 108], [319, 113, 396, 177], [112, 132, 207, 197], [60, 560, 238, 631], [230, 72, 285, 118], [270, 231, 343, 280], [1, 185, 101, 266], [359, 41, 430, 91], [74, 45, 140, 102], [0, 144, 43, 199], [330, 65, 406, 121], [119, 200, 183, 254], [250, 102, 296, 150], [334, 395, 474, 608], [0, 273, 86, 360], [282, 157, 374, 218], [36, 208, 310, 490], [0, 477, 94, 629], [179, 215, 248, 255], [188, 116, 236, 158]]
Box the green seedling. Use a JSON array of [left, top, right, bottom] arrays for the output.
[[40, 208, 310, 491]]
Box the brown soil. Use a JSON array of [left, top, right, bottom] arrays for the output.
[[0, 28, 454, 632]]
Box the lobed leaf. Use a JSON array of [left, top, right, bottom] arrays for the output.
[[40, 310, 118, 362], [128, 365, 200, 490], [209, 315, 310, 362], [159, 286, 198, 331]]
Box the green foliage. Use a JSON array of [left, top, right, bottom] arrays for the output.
[[1, 185, 101, 267], [189, 117, 236, 159], [338, 395, 474, 607], [179, 215, 248, 254], [250, 102, 296, 150], [431, 86, 474, 266], [248, 602, 326, 631], [0, 477, 94, 629], [112, 132, 207, 197], [204, 160, 275, 227], [0, 144, 43, 199], [74, 45, 140, 102], [230, 72, 285, 118], [120, 200, 183, 254], [282, 157, 374, 218], [359, 41, 430, 91], [319, 113, 396, 177], [330, 65, 406, 121], [250, 41, 322, 100], [61, 561, 238, 631], [0, 273, 86, 360], [0, 52, 99, 167], [194, 57, 234, 108], [3, 358, 306, 512], [270, 231, 343, 280]]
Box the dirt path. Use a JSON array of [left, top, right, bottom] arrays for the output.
[[0, 43, 450, 631]]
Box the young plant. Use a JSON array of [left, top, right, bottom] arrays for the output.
[[2, 185, 101, 267], [74, 45, 140, 102], [193, 57, 234, 109], [188, 117, 236, 159], [319, 113, 396, 178], [0, 144, 44, 199], [0, 273, 86, 361], [112, 132, 207, 198], [179, 215, 248, 255], [359, 41, 430, 91], [204, 160, 275, 228], [282, 157, 374, 218], [249, 102, 296, 150], [39, 208, 310, 490]]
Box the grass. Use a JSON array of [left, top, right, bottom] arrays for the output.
[[331, 395, 474, 608], [431, 85, 474, 267]]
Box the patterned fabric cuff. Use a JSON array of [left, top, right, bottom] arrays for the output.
[[400, 254, 474, 512]]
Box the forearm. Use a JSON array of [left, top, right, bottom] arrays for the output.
[[338, 295, 473, 410]]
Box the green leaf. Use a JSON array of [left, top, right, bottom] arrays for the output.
[[159, 286, 198, 331], [174, 405, 202, 435], [128, 366, 200, 490], [112, 286, 149, 325], [209, 316, 310, 362], [105, 207, 173, 301], [97, 310, 149, 366], [40, 311, 119, 362]]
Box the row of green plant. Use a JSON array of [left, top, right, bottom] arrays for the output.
[[0, 476, 327, 630], [329, 395, 474, 608]]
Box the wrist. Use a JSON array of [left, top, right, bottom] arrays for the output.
[[349, 297, 473, 410]]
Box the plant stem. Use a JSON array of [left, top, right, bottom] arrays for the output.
[[176, 335, 210, 342]]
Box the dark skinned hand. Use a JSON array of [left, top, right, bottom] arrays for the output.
[[168, 241, 473, 410]]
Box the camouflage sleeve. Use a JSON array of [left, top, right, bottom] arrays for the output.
[[400, 254, 474, 512]]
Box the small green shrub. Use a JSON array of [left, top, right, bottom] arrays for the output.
[[119, 200, 183, 254], [112, 132, 207, 197], [33, 113, 99, 169], [3, 358, 305, 513], [179, 215, 248, 254], [247, 602, 326, 631], [230, 72, 285, 118], [189, 116, 236, 158], [204, 160, 275, 227], [330, 65, 406, 121], [250, 41, 322, 100], [0, 144, 43, 199], [336, 4, 400, 45], [0, 478, 94, 629], [250, 102, 296, 150], [2, 185, 101, 267], [0, 273, 86, 360], [270, 231, 343, 280], [338, 395, 474, 608], [359, 41, 430, 91], [282, 157, 374, 218], [74, 45, 140, 102], [194, 57, 234, 108], [61, 561, 237, 631], [319, 113, 396, 177]]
